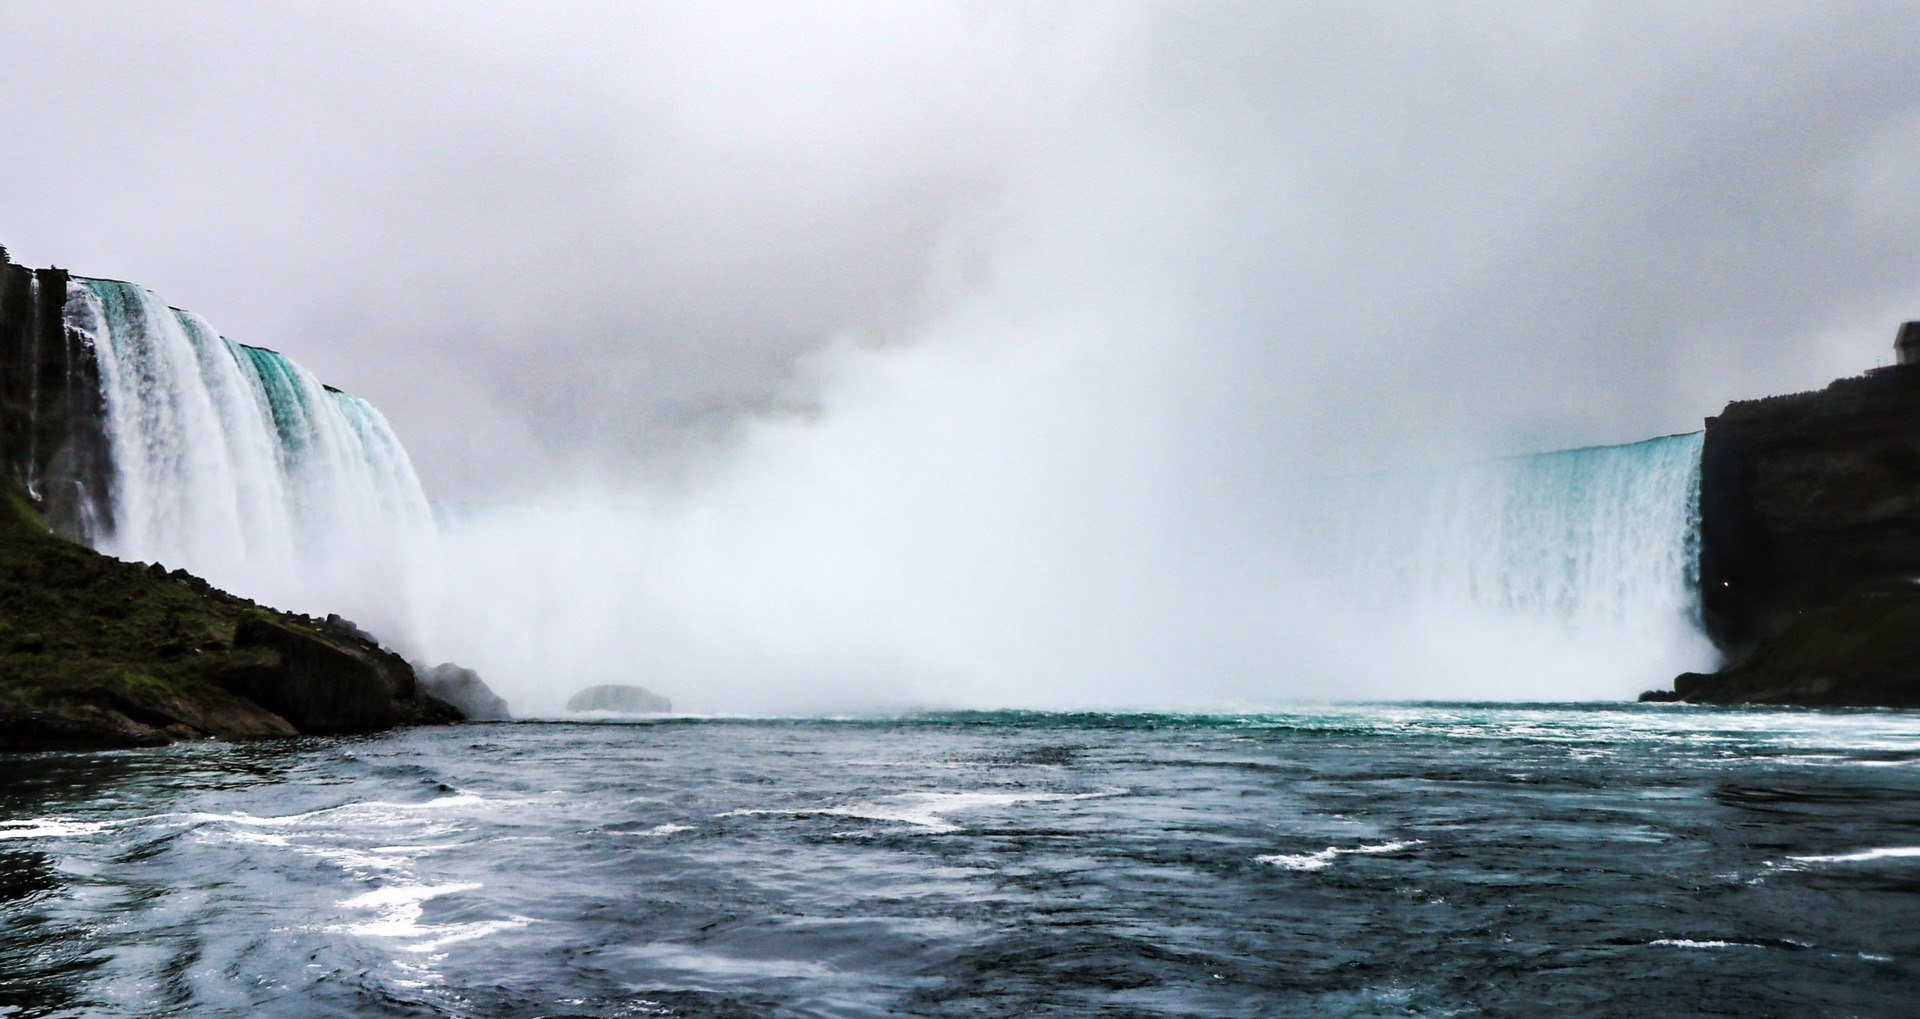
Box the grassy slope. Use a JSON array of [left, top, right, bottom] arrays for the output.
[[0, 487, 299, 748]]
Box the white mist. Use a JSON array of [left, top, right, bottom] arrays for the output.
[[64, 269, 1715, 715]]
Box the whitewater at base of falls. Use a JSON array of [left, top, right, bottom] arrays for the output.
[[59, 277, 1715, 712], [425, 436, 1715, 714]]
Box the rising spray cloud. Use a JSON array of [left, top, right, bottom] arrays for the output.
[[64, 272, 1714, 715]]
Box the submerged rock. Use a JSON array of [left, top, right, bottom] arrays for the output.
[[418, 663, 512, 721], [566, 684, 671, 714]]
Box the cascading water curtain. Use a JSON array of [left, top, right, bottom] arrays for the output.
[[63, 278, 439, 655], [1292, 433, 1714, 697]]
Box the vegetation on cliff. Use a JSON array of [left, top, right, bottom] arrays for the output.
[[0, 486, 457, 751]]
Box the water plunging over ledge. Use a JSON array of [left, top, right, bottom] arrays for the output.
[[63, 278, 437, 654]]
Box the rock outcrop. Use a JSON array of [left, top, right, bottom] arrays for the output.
[[418, 663, 511, 721], [213, 616, 439, 733], [566, 684, 671, 713], [1672, 344, 1920, 705]]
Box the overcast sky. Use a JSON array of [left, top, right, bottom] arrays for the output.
[[6, 1, 1920, 499]]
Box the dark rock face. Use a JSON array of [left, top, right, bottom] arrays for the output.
[[0, 247, 111, 542], [566, 684, 671, 713], [0, 682, 297, 752], [215, 616, 428, 733], [1697, 367, 1920, 652], [1671, 360, 1920, 706], [418, 663, 511, 721], [1674, 584, 1920, 707]]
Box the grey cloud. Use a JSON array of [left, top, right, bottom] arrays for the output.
[[5, 2, 1920, 498]]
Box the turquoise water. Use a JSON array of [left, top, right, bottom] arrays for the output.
[[2, 705, 1916, 1016]]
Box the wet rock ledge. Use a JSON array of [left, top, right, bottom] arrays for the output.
[[0, 485, 465, 751]]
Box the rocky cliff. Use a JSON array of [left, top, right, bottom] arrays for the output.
[[0, 246, 111, 543], [1696, 365, 1920, 652], [1674, 582, 1920, 707], [1672, 352, 1920, 705]]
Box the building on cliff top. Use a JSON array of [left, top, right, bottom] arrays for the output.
[[1898, 321, 1920, 366]]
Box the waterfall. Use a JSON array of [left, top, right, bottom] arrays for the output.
[[1299, 433, 1703, 624], [1291, 433, 1714, 696], [48, 271, 1716, 702], [63, 278, 436, 653]]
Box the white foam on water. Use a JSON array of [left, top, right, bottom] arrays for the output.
[[639, 824, 694, 837], [180, 809, 324, 828], [1788, 846, 1920, 864], [1647, 939, 1762, 949], [0, 818, 109, 840], [177, 793, 500, 832], [219, 829, 292, 848], [196, 828, 428, 877], [370, 844, 459, 857], [723, 788, 1124, 833], [182, 801, 487, 876], [333, 882, 534, 953], [1257, 840, 1422, 871], [617, 943, 838, 981]]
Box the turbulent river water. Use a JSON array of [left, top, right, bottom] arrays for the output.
[[1, 706, 1917, 1017]]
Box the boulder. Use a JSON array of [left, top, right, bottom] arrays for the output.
[[215, 615, 418, 732], [565, 684, 671, 713], [417, 662, 511, 721]]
